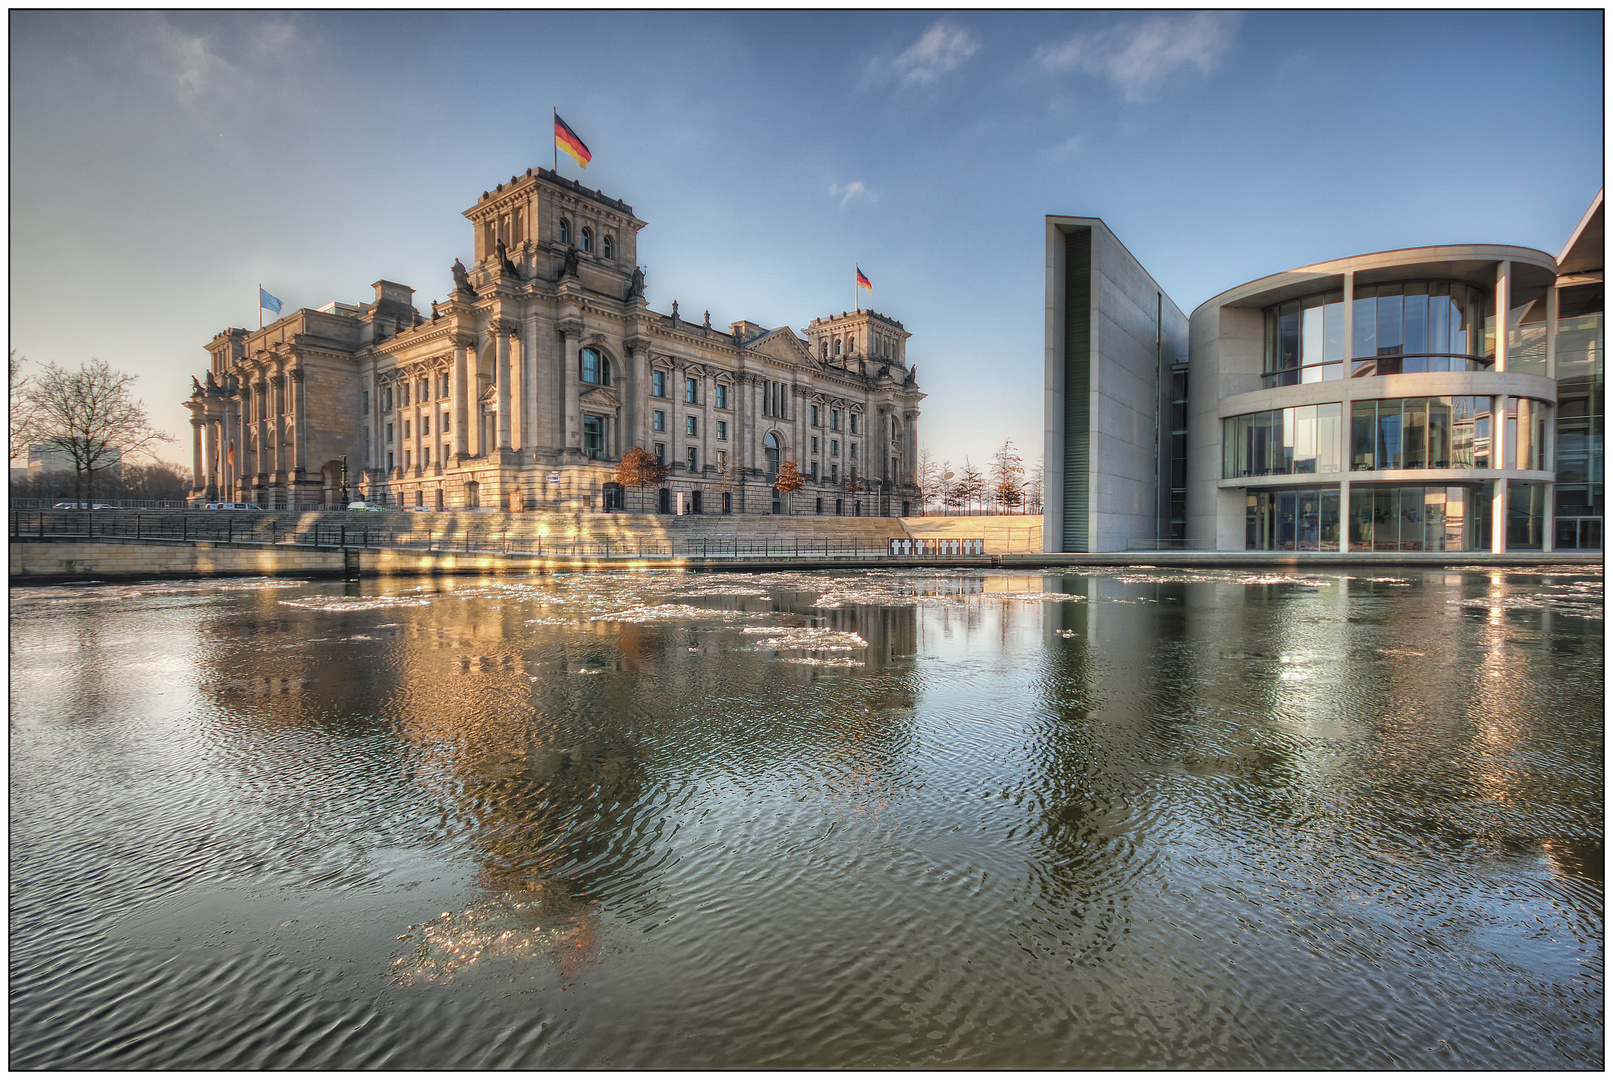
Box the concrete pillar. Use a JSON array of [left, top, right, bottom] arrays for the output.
[[1543, 482, 1556, 553], [190, 418, 203, 491], [1495, 261, 1511, 372], [1492, 477, 1508, 554], [1546, 285, 1559, 380], [495, 328, 512, 451], [1339, 478, 1351, 552]]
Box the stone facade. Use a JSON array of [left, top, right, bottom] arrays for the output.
[[185, 168, 926, 516]]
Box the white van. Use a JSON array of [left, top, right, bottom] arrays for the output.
[[205, 502, 264, 511]]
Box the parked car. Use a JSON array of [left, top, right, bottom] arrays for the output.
[[405, 504, 434, 512], [347, 501, 383, 512], [53, 501, 114, 509], [204, 502, 264, 511]]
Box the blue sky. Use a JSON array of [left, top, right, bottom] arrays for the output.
[[10, 10, 1603, 472]]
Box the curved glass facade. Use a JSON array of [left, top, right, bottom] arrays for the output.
[[1222, 404, 1342, 478], [1348, 485, 1477, 551], [1245, 488, 1341, 550], [1264, 282, 1492, 387]]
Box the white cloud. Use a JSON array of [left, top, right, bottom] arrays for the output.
[[1037, 12, 1241, 102], [830, 181, 875, 209], [884, 20, 979, 89]]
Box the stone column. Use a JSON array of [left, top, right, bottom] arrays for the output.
[[489, 328, 508, 450], [201, 418, 216, 497], [293, 369, 307, 478], [559, 325, 581, 451], [452, 343, 469, 459], [1339, 477, 1351, 553], [190, 418, 203, 491], [510, 328, 524, 452], [413, 384, 424, 476]]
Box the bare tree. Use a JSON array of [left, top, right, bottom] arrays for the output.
[[26, 359, 174, 505], [9, 350, 41, 465], [915, 447, 942, 512], [989, 439, 1025, 513], [952, 459, 983, 513], [1026, 455, 1044, 514]]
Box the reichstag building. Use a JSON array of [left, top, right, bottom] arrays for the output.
[[185, 167, 925, 516]]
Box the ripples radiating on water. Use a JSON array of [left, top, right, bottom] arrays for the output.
[[9, 567, 1603, 1067]]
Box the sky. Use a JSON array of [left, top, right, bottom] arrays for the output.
[[9, 10, 1604, 473]]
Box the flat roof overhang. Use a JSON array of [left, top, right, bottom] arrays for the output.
[[1195, 245, 1558, 314]]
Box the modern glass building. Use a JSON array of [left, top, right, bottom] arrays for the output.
[[1045, 192, 1602, 554]]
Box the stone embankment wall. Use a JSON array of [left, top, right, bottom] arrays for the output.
[[10, 540, 344, 580]]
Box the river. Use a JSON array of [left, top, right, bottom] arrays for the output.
[[8, 566, 1603, 1068]]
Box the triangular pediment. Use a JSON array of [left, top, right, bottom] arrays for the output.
[[579, 385, 622, 409], [745, 327, 814, 366]]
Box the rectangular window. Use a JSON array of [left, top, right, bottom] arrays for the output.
[[421, 416, 430, 437], [1352, 401, 1375, 470], [653, 371, 666, 397], [831, 464, 839, 484], [810, 436, 819, 454], [685, 415, 697, 436], [583, 416, 604, 460], [717, 420, 727, 440], [386, 423, 394, 444], [810, 461, 819, 481], [831, 410, 841, 431], [685, 377, 698, 404], [716, 384, 728, 409], [716, 450, 727, 472], [442, 411, 450, 433], [382, 388, 392, 412], [653, 410, 665, 432], [400, 383, 410, 408], [811, 405, 820, 426], [831, 439, 839, 457], [850, 444, 858, 461], [686, 447, 698, 471], [1318, 403, 1342, 473], [362, 428, 369, 459], [362, 390, 370, 414], [420, 377, 430, 401], [403, 450, 410, 470], [387, 450, 394, 470], [654, 442, 665, 464], [423, 446, 431, 466], [850, 414, 858, 434], [443, 443, 450, 463], [403, 420, 410, 439]]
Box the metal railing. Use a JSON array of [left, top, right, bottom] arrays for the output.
[[1261, 354, 1494, 388], [8, 511, 996, 561]]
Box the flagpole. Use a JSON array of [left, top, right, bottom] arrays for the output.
[[258, 283, 263, 330], [553, 107, 558, 173]]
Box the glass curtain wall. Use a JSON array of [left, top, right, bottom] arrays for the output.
[[1223, 404, 1343, 477], [1350, 282, 1491, 377], [1244, 487, 1341, 550], [1554, 285, 1603, 549], [1263, 291, 1344, 386], [1506, 481, 1547, 550], [1349, 397, 1510, 470], [1347, 485, 1476, 551]]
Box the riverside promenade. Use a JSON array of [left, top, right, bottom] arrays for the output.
[[8, 509, 1598, 582]]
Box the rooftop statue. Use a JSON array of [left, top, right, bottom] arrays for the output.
[[627, 265, 645, 300], [560, 245, 580, 279], [451, 258, 473, 294]]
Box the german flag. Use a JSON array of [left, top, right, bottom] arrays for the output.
[[554, 113, 592, 169], [856, 266, 872, 291]]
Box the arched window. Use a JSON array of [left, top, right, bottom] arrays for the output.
[[834, 338, 842, 357], [764, 432, 781, 476], [603, 234, 614, 260], [581, 227, 593, 253], [848, 335, 855, 354], [559, 217, 571, 244], [581, 347, 610, 385]]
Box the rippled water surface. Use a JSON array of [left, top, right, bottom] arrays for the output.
[[9, 567, 1603, 1068]]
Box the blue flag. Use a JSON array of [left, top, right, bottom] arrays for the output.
[[260, 287, 283, 315]]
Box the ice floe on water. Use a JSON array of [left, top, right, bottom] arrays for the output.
[[740, 626, 868, 651], [280, 595, 434, 612], [391, 889, 597, 986], [591, 603, 764, 624]]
